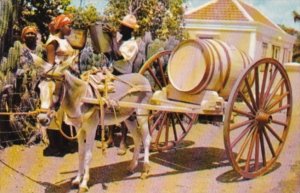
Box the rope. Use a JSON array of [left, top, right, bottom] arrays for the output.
[[0, 109, 46, 116], [0, 130, 28, 134], [0, 138, 27, 143]]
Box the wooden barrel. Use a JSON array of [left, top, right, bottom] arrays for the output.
[[167, 39, 252, 99]]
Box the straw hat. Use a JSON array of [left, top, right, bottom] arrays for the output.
[[119, 14, 139, 30]]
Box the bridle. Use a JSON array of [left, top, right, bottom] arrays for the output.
[[39, 73, 66, 112]]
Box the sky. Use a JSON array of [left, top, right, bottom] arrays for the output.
[[71, 0, 300, 31]]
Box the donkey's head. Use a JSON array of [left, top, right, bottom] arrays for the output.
[[36, 74, 65, 127], [34, 55, 77, 127]]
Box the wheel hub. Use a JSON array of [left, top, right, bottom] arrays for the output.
[[255, 111, 272, 124]]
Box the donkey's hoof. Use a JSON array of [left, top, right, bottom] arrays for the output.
[[78, 186, 88, 193], [117, 148, 127, 156], [127, 162, 138, 175], [71, 179, 80, 188], [140, 163, 150, 180]]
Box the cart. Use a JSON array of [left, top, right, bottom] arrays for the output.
[[78, 38, 293, 179]]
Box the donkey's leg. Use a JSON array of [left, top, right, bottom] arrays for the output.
[[72, 129, 85, 187], [137, 112, 151, 179], [79, 114, 99, 192], [124, 120, 141, 173], [117, 122, 128, 156]]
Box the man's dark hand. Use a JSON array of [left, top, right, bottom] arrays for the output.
[[102, 24, 117, 38]]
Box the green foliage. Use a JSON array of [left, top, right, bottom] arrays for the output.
[[104, 0, 185, 40], [0, 0, 13, 37], [16, 0, 71, 42], [279, 24, 299, 36], [0, 41, 22, 72], [65, 5, 101, 29], [0, 57, 8, 72]]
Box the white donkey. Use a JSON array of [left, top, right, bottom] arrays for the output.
[[34, 56, 152, 192]]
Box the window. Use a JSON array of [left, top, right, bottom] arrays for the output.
[[272, 45, 280, 60], [262, 42, 268, 57]]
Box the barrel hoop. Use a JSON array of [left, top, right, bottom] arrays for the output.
[[239, 50, 247, 69], [167, 39, 211, 93], [201, 40, 216, 91], [214, 40, 231, 91], [207, 39, 224, 91], [188, 39, 213, 94], [241, 50, 251, 65]]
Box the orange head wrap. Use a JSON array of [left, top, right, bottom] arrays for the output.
[[49, 14, 72, 34], [21, 26, 38, 41]]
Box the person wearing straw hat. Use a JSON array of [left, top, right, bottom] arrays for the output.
[[103, 14, 140, 155], [109, 14, 140, 75]]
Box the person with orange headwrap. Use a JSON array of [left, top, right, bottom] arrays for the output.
[[44, 14, 78, 156], [21, 26, 38, 50], [19, 25, 45, 73], [46, 14, 78, 68]]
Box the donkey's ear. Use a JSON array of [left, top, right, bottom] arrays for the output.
[[30, 53, 53, 73], [58, 54, 78, 72]]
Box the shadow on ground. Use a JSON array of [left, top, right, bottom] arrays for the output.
[[216, 162, 281, 183], [43, 146, 230, 193]]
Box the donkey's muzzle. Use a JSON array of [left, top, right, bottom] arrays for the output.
[[37, 113, 52, 127]]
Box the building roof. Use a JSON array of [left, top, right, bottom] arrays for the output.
[[185, 0, 280, 30]]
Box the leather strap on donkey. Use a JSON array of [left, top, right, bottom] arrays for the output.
[[85, 70, 152, 126]]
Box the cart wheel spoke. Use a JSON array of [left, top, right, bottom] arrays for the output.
[[260, 63, 269, 107], [238, 91, 256, 114], [259, 127, 267, 166], [264, 78, 285, 108], [154, 113, 167, 145], [244, 127, 258, 172], [157, 58, 167, 86], [254, 129, 260, 170], [265, 124, 283, 143], [235, 126, 256, 163], [231, 122, 255, 149], [243, 77, 257, 111], [268, 104, 290, 114], [262, 68, 279, 105], [170, 114, 178, 141], [232, 108, 255, 118], [254, 67, 260, 107], [261, 126, 276, 158], [265, 92, 289, 112], [147, 68, 163, 90]]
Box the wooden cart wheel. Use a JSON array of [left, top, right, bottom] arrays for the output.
[[224, 58, 292, 178], [139, 50, 198, 151], [59, 124, 78, 140]]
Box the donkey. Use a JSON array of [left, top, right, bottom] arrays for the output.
[[34, 56, 152, 192]]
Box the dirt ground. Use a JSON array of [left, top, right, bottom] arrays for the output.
[[1, 70, 300, 193]]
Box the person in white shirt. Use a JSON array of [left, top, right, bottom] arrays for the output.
[[44, 14, 78, 156], [110, 14, 139, 75], [104, 14, 140, 155]]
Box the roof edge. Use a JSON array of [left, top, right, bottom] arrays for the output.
[[185, 0, 217, 16], [238, 0, 286, 33], [234, 0, 253, 21]]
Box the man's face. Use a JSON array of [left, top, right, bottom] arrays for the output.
[[24, 32, 37, 48], [119, 25, 133, 41]]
